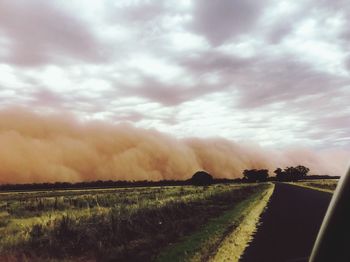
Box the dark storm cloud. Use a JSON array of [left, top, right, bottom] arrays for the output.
[[115, 75, 219, 106], [111, 111, 179, 126], [115, 0, 166, 22], [177, 47, 350, 108], [235, 61, 350, 108], [31, 89, 66, 107], [191, 0, 266, 46], [315, 115, 350, 130], [345, 56, 350, 72], [0, 0, 106, 66], [265, 11, 304, 44], [179, 50, 251, 74]]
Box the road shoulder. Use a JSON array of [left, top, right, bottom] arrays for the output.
[[210, 183, 274, 262]]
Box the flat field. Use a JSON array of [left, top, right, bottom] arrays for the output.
[[0, 183, 270, 261]]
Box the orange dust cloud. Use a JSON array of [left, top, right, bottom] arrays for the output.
[[0, 108, 348, 184]]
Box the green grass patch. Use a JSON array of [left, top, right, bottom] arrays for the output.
[[211, 183, 274, 262], [156, 183, 272, 262]]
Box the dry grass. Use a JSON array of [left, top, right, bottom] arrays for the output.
[[0, 184, 264, 261], [291, 179, 338, 193]]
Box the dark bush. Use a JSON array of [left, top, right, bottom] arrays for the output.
[[274, 165, 310, 181], [243, 169, 269, 182], [189, 171, 214, 186]]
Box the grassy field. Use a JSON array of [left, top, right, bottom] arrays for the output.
[[292, 179, 339, 193], [0, 183, 270, 261]]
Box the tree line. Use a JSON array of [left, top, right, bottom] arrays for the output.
[[0, 166, 339, 191], [0, 176, 241, 191], [243, 165, 311, 182]]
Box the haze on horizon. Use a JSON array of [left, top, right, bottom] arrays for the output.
[[0, 0, 349, 183]]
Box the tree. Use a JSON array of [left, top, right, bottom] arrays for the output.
[[243, 169, 269, 182], [189, 171, 213, 186], [274, 165, 310, 181], [294, 165, 310, 179], [274, 168, 284, 180]]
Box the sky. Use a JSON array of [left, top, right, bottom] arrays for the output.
[[0, 0, 349, 151]]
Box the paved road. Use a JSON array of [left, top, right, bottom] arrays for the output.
[[240, 183, 332, 262]]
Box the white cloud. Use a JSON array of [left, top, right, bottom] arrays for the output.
[[168, 32, 208, 51], [127, 54, 186, 82], [282, 18, 348, 75], [0, 0, 349, 150]]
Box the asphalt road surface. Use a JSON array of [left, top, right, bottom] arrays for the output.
[[240, 183, 332, 262]]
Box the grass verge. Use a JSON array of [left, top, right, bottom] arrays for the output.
[[210, 183, 274, 262], [156, 183, 274, 262], [288, 180, 337, 194]]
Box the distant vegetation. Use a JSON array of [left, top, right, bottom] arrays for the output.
[[0, 177, 240, 192], [274, 165, 310, 181], [243, 165, 308, 183], [189, 171, 214, 186], [0, 166, 339, 192], [242, 165, 338, 183], [243, 169, 269, 182]]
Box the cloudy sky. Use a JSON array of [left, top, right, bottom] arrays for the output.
[[0, 0, 349, 150]]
